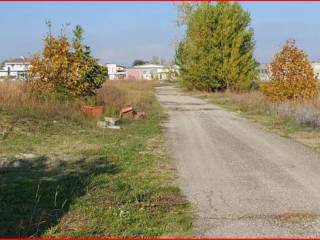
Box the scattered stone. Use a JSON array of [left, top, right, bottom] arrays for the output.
[[10, 159, 34, 168], [97, 121, 108, 128], [15, 153, 37, 160], [97, 117, 121, 130], [0, 158, 9, 168], [0, 153, 44, 168], [12, 160, 22, 168], [104, 117, 119, 126], [107, 125, 120, 130]]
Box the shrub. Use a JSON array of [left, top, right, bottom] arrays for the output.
[[261, 40, 318, 101], [29, 23, 107, 97]]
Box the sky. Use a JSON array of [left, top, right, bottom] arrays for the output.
[[1, 2, 320, 66]]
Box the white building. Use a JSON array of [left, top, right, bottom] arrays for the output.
[[135, 64, 163, 80], [259, 62, 320, 81], [311, 61, 320, 80], [258, 63, 271, 81], [0, 57, 31, 80], [106, 63, 127, 80], [127, 64, 179, 80]]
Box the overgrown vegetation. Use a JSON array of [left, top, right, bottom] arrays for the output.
[[96, 80, 156, 115], [175, 2, 257, 91], [0, 80, 192, 237]]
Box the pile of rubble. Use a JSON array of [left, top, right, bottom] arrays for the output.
[[0, 153, 41, 169], [120, 106, 145, 120], [97, 117, 120, 129], [97, 106, 146, 130]]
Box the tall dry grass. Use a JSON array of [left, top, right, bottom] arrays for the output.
[[275, 100, 320, 128], [0, 81, 85, 122], [212, 90, 320, 128], [96, 80, 157, 114], [0, 79, 157, 121]]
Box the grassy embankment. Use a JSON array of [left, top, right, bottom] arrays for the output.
[[191, 89, 320, 151], [0, 80, 192, 237]]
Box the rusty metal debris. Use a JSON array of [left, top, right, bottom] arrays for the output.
[[120, 106, 146, 120]]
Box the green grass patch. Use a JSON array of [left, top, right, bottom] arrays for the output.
[[0, 89, 192, 237]]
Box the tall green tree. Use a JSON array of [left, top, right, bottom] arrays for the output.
[[176, 2, 257, 91], [72, 25, 108, 96]]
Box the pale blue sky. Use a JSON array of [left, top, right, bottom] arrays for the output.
[[1, 2, 320, 66]]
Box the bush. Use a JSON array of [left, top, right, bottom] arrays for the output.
[[261, 40, 318, 102], [29, 23, 107, 97]]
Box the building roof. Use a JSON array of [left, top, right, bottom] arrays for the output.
[[4, 57, 31, 64], [133, 64, 164, 69], [105, 63, 127, 68]]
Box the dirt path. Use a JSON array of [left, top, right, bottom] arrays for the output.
[[157, 85, 320, 237]]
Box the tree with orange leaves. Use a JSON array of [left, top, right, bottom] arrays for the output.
[[262, 40, 317, 101], [29, 22, 107, 97]]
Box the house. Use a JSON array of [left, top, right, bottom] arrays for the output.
[[0, 57, 31, 80], [311, 61, 320, 80], [259, 62, 320, 81], [258, 63, 271, 81], [127, 64, 179, 80], [126, 67, 144, 80], [106, 63, 127, 80], [127, 64, 164, 80]]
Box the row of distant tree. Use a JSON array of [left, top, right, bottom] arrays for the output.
[[131, 57, 168, 67]]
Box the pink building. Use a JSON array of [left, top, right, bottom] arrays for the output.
[[127, 68, 144, 80]]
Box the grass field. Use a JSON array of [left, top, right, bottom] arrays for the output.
[[0, 80, 192, 237]]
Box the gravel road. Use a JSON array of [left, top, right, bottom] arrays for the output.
[[157, 85, 320, 237]]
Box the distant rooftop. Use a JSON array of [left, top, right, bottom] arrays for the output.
[[4, 57, 31, 64], [105, 63, 127, 68]]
